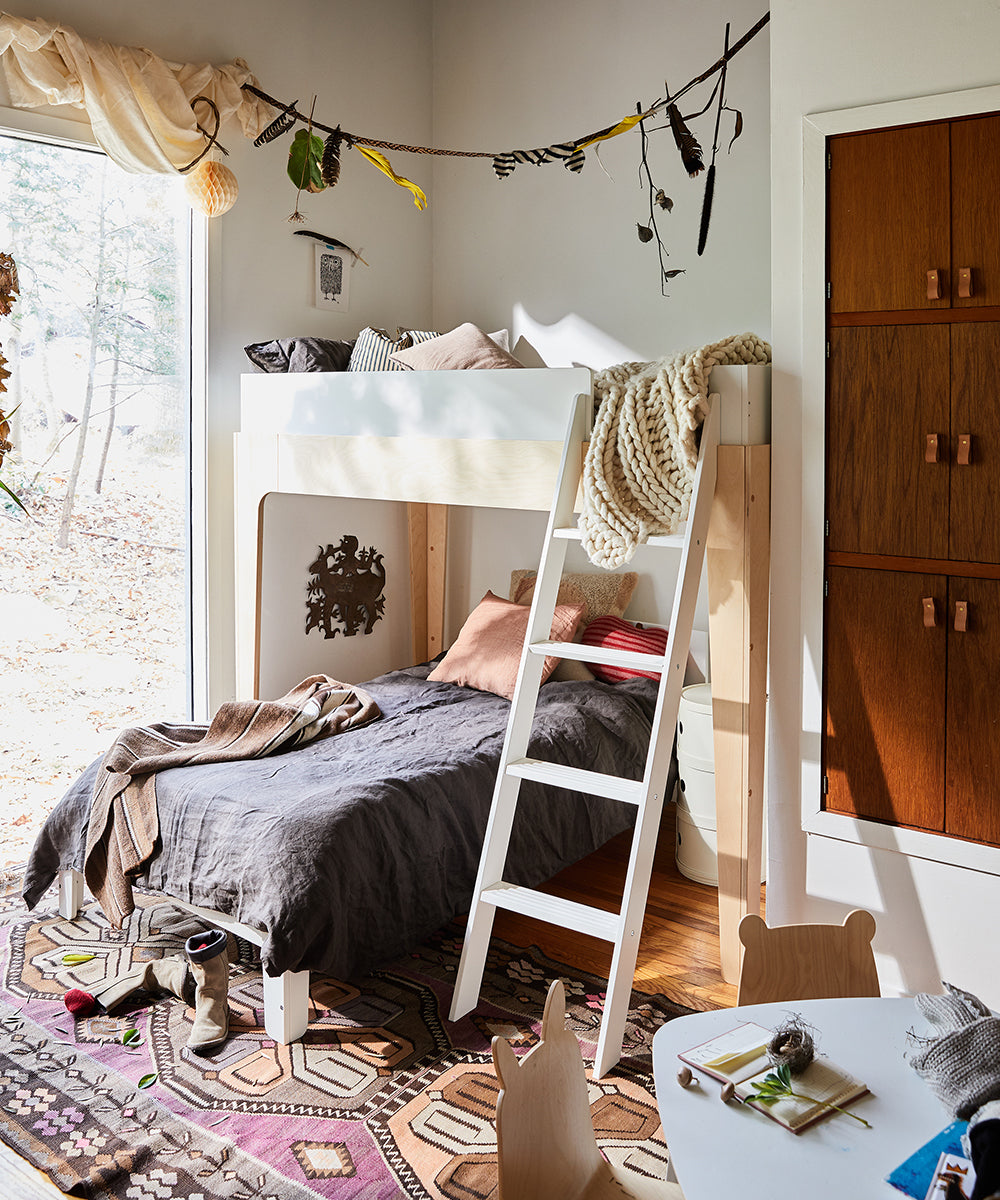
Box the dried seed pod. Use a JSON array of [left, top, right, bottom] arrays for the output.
[[655, 189, 673, 212], [321, 129, 343, 188], [636, 223, 654, 244]]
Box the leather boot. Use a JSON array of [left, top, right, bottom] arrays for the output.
[[91, 954, 195, 1012], [185, 929, 229, 1054]]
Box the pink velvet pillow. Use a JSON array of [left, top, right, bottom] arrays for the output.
[[389, 323, 523, 371], [428, 590, 585, 699]]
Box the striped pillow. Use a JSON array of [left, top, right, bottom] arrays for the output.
[[347, 327, 413, 372], [581, 615, 668, 683]]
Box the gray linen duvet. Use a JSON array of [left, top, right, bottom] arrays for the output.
[[23, 663, 658, 981]]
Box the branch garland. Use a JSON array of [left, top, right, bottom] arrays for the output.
[[241, 10, 769, 287]]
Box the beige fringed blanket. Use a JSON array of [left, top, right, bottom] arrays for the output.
[[84, 675, 381, 928], [580, 332, 771, 569]]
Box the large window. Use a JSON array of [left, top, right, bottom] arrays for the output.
[[0, 124, 195, 875]]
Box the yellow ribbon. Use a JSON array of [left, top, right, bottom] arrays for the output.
[[576, 108, 656, 152], [355, 145, 427, 210]]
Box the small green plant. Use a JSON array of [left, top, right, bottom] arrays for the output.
[[742, 1062, 872, 1129]]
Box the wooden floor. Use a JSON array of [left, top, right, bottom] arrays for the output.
[[0, 802, 752, 1195], [493, 799, 757, 1012]]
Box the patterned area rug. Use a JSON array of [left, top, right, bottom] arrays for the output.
[[0, 888, 692, 1199]]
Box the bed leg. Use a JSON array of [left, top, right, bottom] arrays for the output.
[[262, 969, 310, 1043], [59, 868, 83, 919]]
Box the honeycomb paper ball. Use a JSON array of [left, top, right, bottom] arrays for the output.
[[185, 160, 239, 217]]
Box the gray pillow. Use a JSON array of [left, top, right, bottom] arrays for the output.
[[244, 337, 356, 373]]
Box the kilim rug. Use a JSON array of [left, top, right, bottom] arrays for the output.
[[0, 887, 693, 1199]]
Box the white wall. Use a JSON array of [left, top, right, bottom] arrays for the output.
[[0, 0, 435, 712], [769, 0, 1000, 1000], [429, 0, 771, 368]]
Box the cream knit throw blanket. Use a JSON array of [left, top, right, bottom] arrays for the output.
[[580, 332, 771, 569]]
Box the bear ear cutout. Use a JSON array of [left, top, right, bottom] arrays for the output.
[[738, 912, 767, 952], [843, 908, 877, 944], [491, 1032, 520, 1086], [540, 978, 567, 1038]]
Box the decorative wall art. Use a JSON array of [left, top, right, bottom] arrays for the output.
[[305, 535, 386, 639], [313, 241, 351, 311]]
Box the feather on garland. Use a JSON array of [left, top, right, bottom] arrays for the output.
[[321, 129, 343, 188], [254, 103, 298, 147], [696, 164, 715, 256], [667, 104, 704, 177]]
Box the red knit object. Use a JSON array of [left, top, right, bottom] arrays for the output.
[[64, 988, 96, 1017]]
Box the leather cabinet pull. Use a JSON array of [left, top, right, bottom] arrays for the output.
[[954, 600, 968, 633], [925, 433, 939, 463], [957, 434, 972, 466], [959, 267, 974, 299], [922, 597, 938, 628], [927, 269, 942, 300]]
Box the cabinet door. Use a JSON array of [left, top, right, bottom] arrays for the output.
[[827, 325, 950, 557], [950, 323, 1000, 563], [951, 114, 1000, 308], [828, 123, 950, 313], [946, 577, 1000, 844], [824, 567, 945, 830]]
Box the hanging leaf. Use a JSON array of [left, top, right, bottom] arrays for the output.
[[122, 1028, 143, 1047], [727, 107, 744, 153], [667, 104, 704, 177], [137, 1073, 158, 1090], [697, 163, 716, 256], [254, 105, 298, 147], [663, 269, 685, 279], [654, 189, 673, 212], [287, 129, 327, 193], [62, 953, 95, 965], [636, 223, 654, 244]]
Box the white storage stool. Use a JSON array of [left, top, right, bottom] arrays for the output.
[[673, 682, 766, 887], [674, 684, 718, 885]]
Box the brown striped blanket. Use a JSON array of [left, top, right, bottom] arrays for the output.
[[84, 675, 381, 928]]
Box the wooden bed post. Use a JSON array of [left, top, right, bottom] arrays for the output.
[[408, 502, 448, 663], [707, 441, 770, 984]]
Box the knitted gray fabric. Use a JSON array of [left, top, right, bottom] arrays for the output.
[[910, 982, 1000, 1120]]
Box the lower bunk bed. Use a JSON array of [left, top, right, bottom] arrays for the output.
[[22, 659, 660, 1041]]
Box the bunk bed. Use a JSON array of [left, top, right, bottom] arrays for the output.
[[24, 358, 771, 1045]]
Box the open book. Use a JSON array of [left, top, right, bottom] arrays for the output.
[[678, 1021, 870, 1134]]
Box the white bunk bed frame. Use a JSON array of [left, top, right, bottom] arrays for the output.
[[59, 363, 770, 1045]]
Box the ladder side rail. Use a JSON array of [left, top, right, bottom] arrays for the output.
[[594, 396, 722, 1077], [449, 388, 592, 1022]]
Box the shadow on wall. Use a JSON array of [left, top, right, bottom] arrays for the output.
[[511, 303, 643, 370]]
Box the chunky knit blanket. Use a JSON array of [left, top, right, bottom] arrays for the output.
[[84, 675, 381, 928], [580, 332, 771, 569]]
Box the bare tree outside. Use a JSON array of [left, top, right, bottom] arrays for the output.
[[0, 132, 191, 874]]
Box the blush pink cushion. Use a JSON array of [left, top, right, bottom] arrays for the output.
[[389, 322, 523, 371], [428, 590, 585, 699], [581, 615, 669, 683]]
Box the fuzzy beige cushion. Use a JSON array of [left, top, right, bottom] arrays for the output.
[[389, 322, 523, 371], [427, 590, 584, 700], [509, 569, 638, 682]]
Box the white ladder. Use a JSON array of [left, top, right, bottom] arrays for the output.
[[449, 386, 721, 1078]]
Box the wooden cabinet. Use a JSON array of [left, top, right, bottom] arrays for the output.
[[825, 568, 1000, 843], [827, 322, 1000, 563], [823, 109, 1000, 847], [829, 114, 1000, 313]]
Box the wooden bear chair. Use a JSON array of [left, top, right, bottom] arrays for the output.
[[737, 909, 880, 1006], [491, 978, 684, 1199]]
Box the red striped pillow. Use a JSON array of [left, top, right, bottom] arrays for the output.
[[581, 615, 668, 683]]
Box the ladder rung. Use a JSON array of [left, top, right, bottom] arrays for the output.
[[506, 757, 644, 805], [479, 881, 621, 942], [530, 639, 667, 672], [552, 525, 687, 549]]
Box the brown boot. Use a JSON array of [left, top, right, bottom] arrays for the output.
[[185, 929, 229, 1054]]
